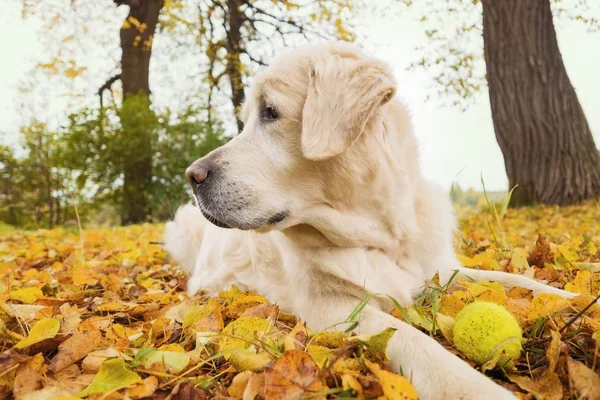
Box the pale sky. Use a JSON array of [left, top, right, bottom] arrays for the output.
[[1, 2, 599, 192]]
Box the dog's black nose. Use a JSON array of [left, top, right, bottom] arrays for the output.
[[185, 161, 210, 187]]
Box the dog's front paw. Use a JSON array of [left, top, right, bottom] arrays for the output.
[[186, 274, 203, 297]]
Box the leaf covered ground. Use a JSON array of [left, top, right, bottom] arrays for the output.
[[0, 201, 600, 399]]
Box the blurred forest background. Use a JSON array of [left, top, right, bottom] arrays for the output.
[[1, 0, 600, 229]]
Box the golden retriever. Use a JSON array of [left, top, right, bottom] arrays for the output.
[[165, 42, 580, 399]]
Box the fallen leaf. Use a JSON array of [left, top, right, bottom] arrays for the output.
[[165, 381, 208, 400], [567, 356, 600, 399], [505, 298, 530, 327], [229, 346, 272, 372], [72, 268, 98, 286], [81, 347, 121, 372], [364, 359, 418, 400], [284, 320, 308, 351], [10, 287, 44, 304], [138, 350, 190, 374], [306, 344, 334, 367], [6, 304, 47, 323], [48, 330, 102, 372], [19, 386, 77, 400], [564, 270, 593, 295], [219, 317, 272, 359], [13, 365, 44, 397], [228, 370, 253, 398], [547, 330, 561, 373], [507, 372, 563, 400], [527, 294, 569, 322], [341, 373, 363, 398], [58, 303, 82, 334], [242, 303, 278, 319], [348, 327, 396, 360], [78, 358, 141, 397], [435, 313, 455, 343], [15, 318, 60, 349], [127, 375, 159, 399], [439, 294, 465, 318], [262, 349, 327, 399], [242, 372, 265, 400]]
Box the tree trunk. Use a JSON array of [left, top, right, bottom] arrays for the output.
[[55, 196, 61, 227], [482, 0, 600, 206], [117, 0, 164, 224], [45, 138, 53, 229], [226, 0, 245, 132]]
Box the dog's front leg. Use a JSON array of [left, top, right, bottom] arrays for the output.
[[299, 296, 517, 400], [445, 266, 584, 300], [359, 306, 517, 400]]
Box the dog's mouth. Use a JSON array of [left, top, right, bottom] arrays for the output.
[[198, 208, 234, 229], [195, 201, 288, 231]]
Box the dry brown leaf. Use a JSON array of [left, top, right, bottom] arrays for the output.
[[81, 347, 121, 372], [507, 372, 563, 400], [355, 374, 384, 398], [528, 234, 554, 267], [262, 349, 327, 399], [364, 359, 419, 400], [228, 370, 253, 399], [13, 365, 44, 398], [243, 372, 265, 400], [193, 304, 224, 333], [567, 356, 600, 399], [58, 303, 82, 334], [48, 330, 102, 373], [547, 330, 562, 373], [507, 287, 533, 301], [165, 381, 208, 400], [284, 320, 308, 351], [242, 303, 279, 319], [225, 293, 269, 319], [18, 386, 76, 400], [505, 297, 530, 327], [127, 376, 159, 399]]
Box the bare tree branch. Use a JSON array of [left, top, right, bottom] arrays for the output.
[[97, 73, 122, 108], [241, 49, 267, 66]]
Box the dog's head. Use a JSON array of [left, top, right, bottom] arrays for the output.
[[187, 42, 408, 240]]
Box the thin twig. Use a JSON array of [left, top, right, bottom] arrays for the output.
[[559, 293, 600, 334], [98, 73, 122, 108]]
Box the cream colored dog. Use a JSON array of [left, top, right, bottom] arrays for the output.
[[165, 42, 579, 399]]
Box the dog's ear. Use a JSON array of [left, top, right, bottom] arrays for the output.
[[301, 54, 396, 161]]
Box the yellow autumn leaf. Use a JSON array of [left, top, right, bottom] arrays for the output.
[[348, 327, 397, 360], [439, 294, 465, 318], [218, 317, 271, 359], [138, 351, 190, 374], [228, 346, 272, 372], [527, 294, 569, 322], [79, 358, 141, 397], [10, 287, 43, 304], [15, 318, 60, 349], [564, 270, 592, 295], [364, 359, 419, 400], [72, 268, 98, 286]]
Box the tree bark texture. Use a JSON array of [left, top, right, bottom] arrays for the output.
[[482, 0, 600, 206], [117, 0, 164, 224], [226, 0, 245, 132]]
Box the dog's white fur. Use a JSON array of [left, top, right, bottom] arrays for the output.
[[165, 42, 579, 399]]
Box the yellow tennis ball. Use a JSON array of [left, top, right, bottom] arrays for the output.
[[452, 301, 522, 367]]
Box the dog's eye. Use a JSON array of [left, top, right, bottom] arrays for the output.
[[261, 105, 279, 122]]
